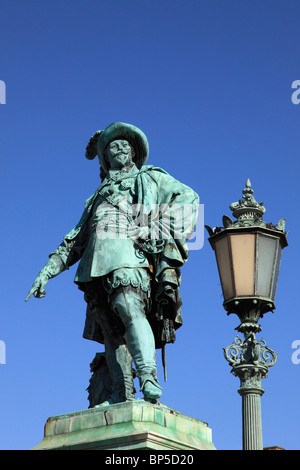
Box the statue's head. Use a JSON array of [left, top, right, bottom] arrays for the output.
[[85, 122, 149, 176]]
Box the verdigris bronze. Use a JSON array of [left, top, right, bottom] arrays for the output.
[[26, 122, 199, 406]]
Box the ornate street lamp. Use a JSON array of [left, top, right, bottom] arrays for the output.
[[206, 179, 288, 450]]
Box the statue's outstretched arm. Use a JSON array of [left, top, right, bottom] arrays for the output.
[[25, 217, 88, 302]]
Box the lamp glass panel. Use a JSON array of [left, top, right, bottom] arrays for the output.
[[255, 234, 278, 298], [230, 233, 255, 296], [214, 235, 234, 301], [270, 244, 283, 300]]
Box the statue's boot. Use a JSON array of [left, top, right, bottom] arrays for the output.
[[111, 287, 162, 401], [96, 335, 135, 406]]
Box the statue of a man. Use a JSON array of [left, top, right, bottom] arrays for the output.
[[26, 122, 199, 406]]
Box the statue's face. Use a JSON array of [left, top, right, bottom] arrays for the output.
[[105, 139, 135, 170]]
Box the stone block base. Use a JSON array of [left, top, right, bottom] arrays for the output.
[[32, 400, 216, 450]]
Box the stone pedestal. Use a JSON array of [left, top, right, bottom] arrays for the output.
[[32, 400, 216, 450]]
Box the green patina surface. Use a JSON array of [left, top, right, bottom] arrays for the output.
[[32, 400, 216, 450]]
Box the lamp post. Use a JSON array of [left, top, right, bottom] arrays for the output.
[[206, 179, 288, 450]]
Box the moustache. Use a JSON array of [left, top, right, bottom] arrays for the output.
[[115, 152, 129, 157]]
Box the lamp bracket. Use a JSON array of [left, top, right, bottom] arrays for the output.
[[223, 332, 277, 393]]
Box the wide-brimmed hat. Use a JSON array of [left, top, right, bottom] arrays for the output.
[[85, 122, 149, 174]]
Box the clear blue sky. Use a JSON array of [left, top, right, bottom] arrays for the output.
[[0, 0, 299, 450]]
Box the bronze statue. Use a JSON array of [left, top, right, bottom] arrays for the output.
[[26, 122, 199, 406]]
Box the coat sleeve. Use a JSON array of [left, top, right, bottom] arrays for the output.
[[49, 228, 88, 269]]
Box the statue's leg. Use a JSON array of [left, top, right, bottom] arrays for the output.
[[110, 286, 162, 400], [84, 285, 135, 406]]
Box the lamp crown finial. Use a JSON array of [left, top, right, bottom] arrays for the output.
[[229, 180, 266, 227]]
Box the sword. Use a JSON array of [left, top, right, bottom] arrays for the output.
[[162, 344, 167, 382]]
